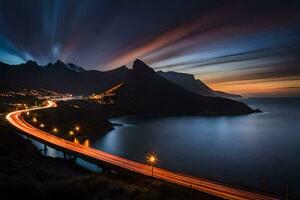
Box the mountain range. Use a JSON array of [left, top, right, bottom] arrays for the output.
[[0, 59, 240, 98], [0, 59, 257, 115], [0, 60, 129, 94]]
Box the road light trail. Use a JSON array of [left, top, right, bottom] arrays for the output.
[[6, 101, 278, 200]]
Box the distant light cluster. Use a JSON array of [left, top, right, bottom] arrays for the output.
[[0, 88, 73, 99], [87, 82, 124, 104]]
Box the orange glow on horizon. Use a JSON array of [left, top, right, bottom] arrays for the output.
[[208, 78, 300, 97]]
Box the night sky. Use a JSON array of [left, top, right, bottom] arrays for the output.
[[0, 0, 300, 96]]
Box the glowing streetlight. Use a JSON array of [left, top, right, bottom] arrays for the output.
[[147, 153, 157, 176], [26, 112, 30, 116], [75, 126, 80, 132], [33, 117, 37, 124], [69, 131, 74, 136], [50, 128, 58, 134], [40, 123, 45, 128]]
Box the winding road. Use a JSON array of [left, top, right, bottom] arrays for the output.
[[6, 100, 278, 200]]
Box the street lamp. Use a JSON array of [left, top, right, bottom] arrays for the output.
[[75, 126, 80, 132], [147, 154, 157, 177], [40, 123, 45, 128], [33, 117, 37, 125], [26, 112, 30, 116], [50, 128, 58, 134], [69, 131, 74, 136]]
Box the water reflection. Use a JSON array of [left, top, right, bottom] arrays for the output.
[[93, 98, 300, 195]]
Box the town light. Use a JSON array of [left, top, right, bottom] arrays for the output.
[[40, 123, 45, 128], [69, 131, 74, 136]]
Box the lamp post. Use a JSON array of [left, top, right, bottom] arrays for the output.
[[33, 117, 37, 126], [148, 154, 157, 177], [75, 126, 80, 132], [50, 128, 58, 134]]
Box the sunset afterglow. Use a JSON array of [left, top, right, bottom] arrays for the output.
[[0, 1, 299, 96]]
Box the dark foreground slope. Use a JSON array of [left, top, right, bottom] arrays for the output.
[[0, 115, 220, 200], [112, 60, 257, 116]]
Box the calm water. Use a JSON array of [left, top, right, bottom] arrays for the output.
[[92, 97, 300, 196]]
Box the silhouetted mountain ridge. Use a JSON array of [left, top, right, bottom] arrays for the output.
[[132, 59, 156, 75], [110, 60, 255, 115], [0, 59, 257, 115], [158, 71, 242, 98]]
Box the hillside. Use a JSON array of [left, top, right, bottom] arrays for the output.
[[110, 60, 257, 115], [158, 71, 242, 98], [0, 59, 257, 115]]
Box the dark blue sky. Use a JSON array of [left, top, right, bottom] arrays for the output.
[[0, 0, 300, 96]]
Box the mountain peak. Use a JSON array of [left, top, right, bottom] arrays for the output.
[[54, 59, 65, 65], [132, 59, 155, 74], [119, 65, 129, 71], [46, 60, 68, 71], [45, 60, 85, 72], [25, 60, 38, 66], [66, 63, 86, 72], [109, 65, 129, 73]]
